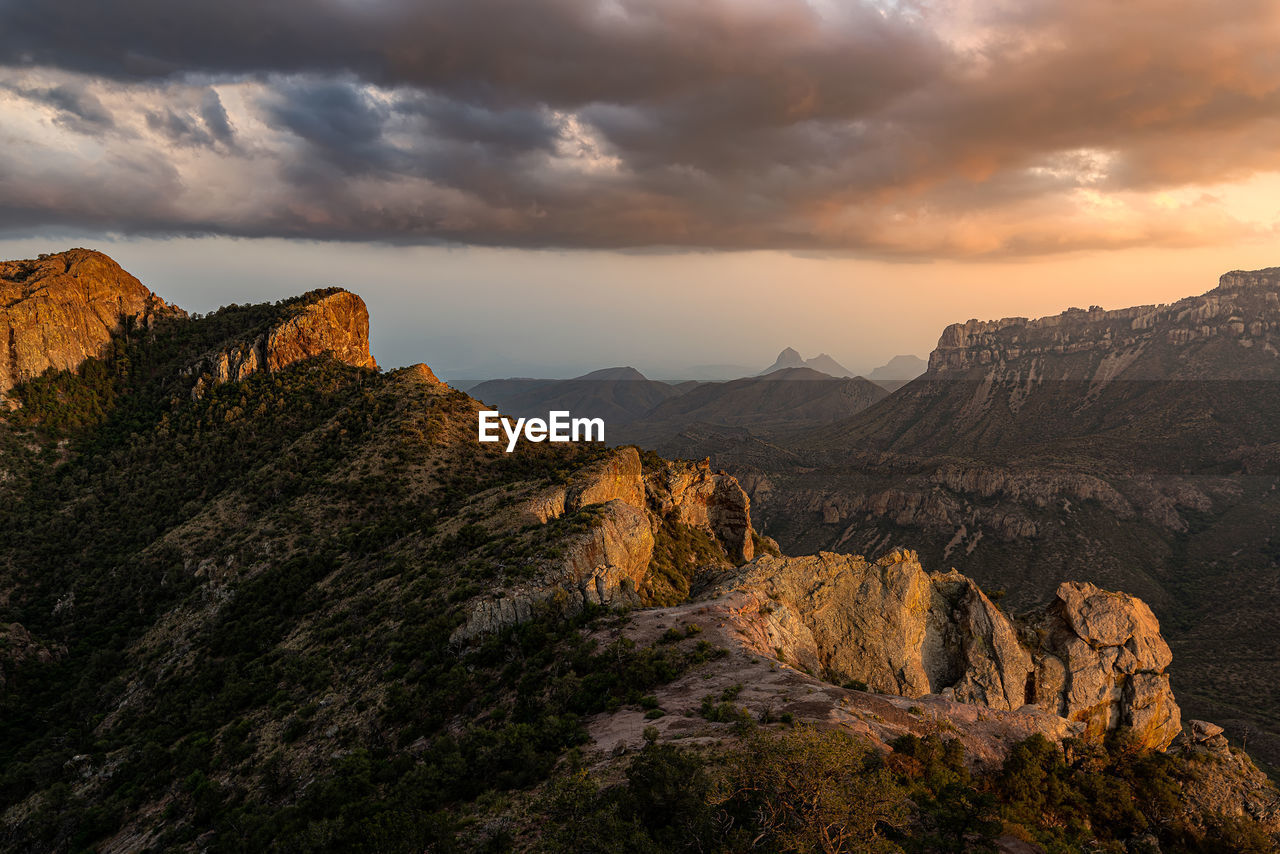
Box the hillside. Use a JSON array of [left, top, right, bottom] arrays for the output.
[[615, 367, 889, 450], [469, 366, 684, 425], [698, 267, 1280, 765], [868, 354, 928, 391], [0, 251, 1274, 852]]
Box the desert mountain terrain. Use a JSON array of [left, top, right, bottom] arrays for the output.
[[683, 267, 1280, 767], [0, 251, 1274, 851]]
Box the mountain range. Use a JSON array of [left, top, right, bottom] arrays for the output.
[[462, 350, 920, 439], [0, 250, 1275, 851], [676, 266, 1280, 766]]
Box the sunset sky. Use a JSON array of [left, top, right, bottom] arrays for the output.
[[2, 0, 1279, 377]]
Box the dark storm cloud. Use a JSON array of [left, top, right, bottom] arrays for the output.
[[5, 80, 114, 133], [261, 79, 396, 174], [0, 0, 1278, 253], [199, 88, 235, 146]]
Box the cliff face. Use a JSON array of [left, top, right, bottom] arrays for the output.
[[929, 267, 1280, 380], [452, 447, 758, 642], [186, 289, 377, 395], [0, 249, 183, 400], [708, 548, 1182, 750]]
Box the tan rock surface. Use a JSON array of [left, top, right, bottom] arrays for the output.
[[0, 249, 183, 399], [187, 289, 377, 393], [709, 550, 1181, 749], [646, 457, 754, 562], [1042, 581, 1180, 748]]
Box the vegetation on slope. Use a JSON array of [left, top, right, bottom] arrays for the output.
[[0, 294, 1273, 852]]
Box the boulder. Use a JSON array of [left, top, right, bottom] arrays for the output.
[[710, 551, 1181, 749], [1041, 582, 1181, 749]]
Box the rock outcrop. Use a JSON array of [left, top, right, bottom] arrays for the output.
[[1170, 719, 1280, 833], [455, 450, 758, 643], [709, 549, 1182, 749], [523, 447, 646, 524], [928, 267, 1280, 380], [186, 289, 377, 394], [1037, 581, 1180, 747], [646, 458, 754, 563], [0, 249, 183, 400], [453, 499, 655, 642]]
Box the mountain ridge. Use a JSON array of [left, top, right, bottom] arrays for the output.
[[0, 250, 1275, 850]]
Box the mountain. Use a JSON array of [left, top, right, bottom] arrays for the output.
[[674, 363, 760, 381], [867, 354, 927, 391], [759, 347, 855, 377], [0, 250, 1275, 851], [760, 346, 805, 373], [0, 248, 184, 399], [615, 367, 889, 450], [699, 266, 1280, 764], [468, 365, 684, 425], [800, 353, 854, 378]]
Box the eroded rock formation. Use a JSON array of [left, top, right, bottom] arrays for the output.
[[646, 457, 755, 563], [0, 249, 183, 399], [709, 549, 1182, 749], [186, 289, 377, 395], [929, 267, 1280, 380], [454, 449, 757, 642], [523, 446, 647, 524]]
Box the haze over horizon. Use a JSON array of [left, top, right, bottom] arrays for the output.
[[2, 0, 1279, 377]]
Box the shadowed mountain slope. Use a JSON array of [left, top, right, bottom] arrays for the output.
[[616, 367, 889, 449], [469, 365, 684, 425]]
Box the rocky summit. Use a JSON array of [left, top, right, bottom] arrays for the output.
[[0, 249, 183, 400], [185, 288, 378, 397], [0, 250, 1275, 852]]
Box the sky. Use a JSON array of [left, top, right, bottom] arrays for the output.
[[1, 0, 1279, 377]]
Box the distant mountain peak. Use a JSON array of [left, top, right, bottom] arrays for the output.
[[760, 348, 852, 377], [867, 354, 927, 386], [576, 366, 648, 382], [760, 348, 806, 374]]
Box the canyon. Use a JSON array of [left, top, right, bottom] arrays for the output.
[[0, 250, 1275, 851]]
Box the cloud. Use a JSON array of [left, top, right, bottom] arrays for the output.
[[3, 80, 114, 133], [0, 0, 1278, 254]]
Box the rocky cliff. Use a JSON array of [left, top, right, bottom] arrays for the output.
[[0, 249, 183, 401], [706, 548, 1181, 750], [929, 267, 1280, 380], [186, 289, 377, 395], [452, 447, 757, 642]]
